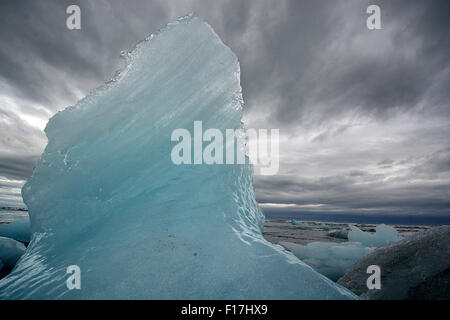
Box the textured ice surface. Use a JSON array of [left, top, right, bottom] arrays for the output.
[[281, 241, 373, 281], [0, 237, 26, 273], [339, 226, 450, 299], [0, 218, 30, 243], [0, 15, 355, 299], [348, 224, 401, 247]]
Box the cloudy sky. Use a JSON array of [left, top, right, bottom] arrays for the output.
[[0, 0, 449, 222]]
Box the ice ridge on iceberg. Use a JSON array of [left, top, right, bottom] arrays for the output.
[[0, 14, 356, 299]]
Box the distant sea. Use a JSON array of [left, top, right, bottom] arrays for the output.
[[263, 211, 450, 226], [2, 208, 449, 226]]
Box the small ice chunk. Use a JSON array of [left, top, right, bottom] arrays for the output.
[[291, 220, 310, 226], [281, 241, 374, 281], [328, 229, 348, 240], [348, 224, 401, 247], [283, 225, 402, 281]]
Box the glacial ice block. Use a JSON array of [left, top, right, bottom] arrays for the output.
[[0, 14, 355, 299]]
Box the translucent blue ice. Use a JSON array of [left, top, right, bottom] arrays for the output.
[[0, 15, 356, 299], [291, 220, 311, 226], [282, 225, 402, 281], [281, 241, 374, 281], [0, 218, 30, 243], [348, 224, 401, 247]]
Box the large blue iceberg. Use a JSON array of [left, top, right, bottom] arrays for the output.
[[0, 14, 355, 299]]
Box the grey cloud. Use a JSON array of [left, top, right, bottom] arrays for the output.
[[0, 178, 25, 189], [0, 0, 449, 217], [378, 159, 394, 166], [239, 0, 450, 128], [0, 155, 39, 181], [410, 148, 450, 178], [255, 173, 450, 216]]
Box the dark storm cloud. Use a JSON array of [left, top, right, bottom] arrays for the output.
[[0, 155, 39, 180], [242, 0, 450, 127], [0, 0, 171, 108], [255, 171, 450, 216], [0, 0, 449, 216]]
